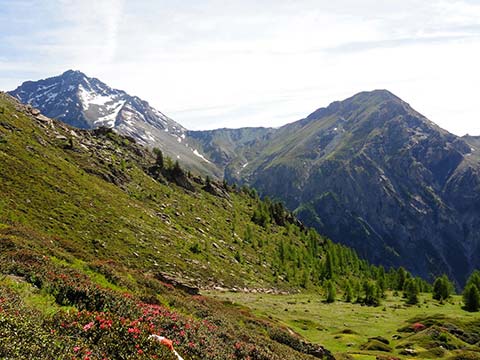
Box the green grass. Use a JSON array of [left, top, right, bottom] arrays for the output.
[[0, 275, 72, 316], [206, 290, 480, 359]]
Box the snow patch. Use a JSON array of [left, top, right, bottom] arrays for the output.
[[242, 162, 248, 168], [78, 84, 116, 110], [95, 100, 125, 127], [192, 149, 211, 164]]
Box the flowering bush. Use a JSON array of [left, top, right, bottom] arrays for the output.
[[412, 323, 426, 332], [0, 250, 327, 359]]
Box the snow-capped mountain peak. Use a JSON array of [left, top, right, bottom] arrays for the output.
[[8, 70, 220, 177]]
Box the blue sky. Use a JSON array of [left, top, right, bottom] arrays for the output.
[[1, 0, 480, 135]]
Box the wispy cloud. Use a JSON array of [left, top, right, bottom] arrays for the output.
[[1, 0, 480, 135]]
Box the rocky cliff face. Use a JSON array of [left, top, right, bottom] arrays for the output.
[[9, 70, 221, 177], [194, 90, 480, 285]]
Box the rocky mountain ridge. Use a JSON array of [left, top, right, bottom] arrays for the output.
[[193, 90, 480, 286], [9, 70, 222, 177]]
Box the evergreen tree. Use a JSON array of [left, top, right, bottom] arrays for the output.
[[344, 281, 353, 303], [325, 280, 336, 303], [463, 283, 480, 312], [432, 275, 453, 301], [363, 280, 381, 306], [251, 202, 271, 228], [172, 160, 183, 176], [376, 266, 386, 297], [404, 278, 419, 305], [397, 267, 407, 291], [466, 270, 480, 290], [153, 148, 164, 168], [325, 251, 335, 280]]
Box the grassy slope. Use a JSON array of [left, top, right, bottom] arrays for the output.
[[208, 290, 480, 360], [0, 91, 315, 290], [0, 93, 344, 359]]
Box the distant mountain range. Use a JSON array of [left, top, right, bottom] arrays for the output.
[[9, 70, 221, 177], [9, 72, 480, 285]]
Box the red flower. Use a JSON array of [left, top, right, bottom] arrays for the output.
[[412, 322, 426, 332]]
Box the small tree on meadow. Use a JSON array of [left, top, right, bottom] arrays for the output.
[[396, 267, 407, 291], [432, 274, 453, 301], [404, 278, 419, 305], [466, 270, 480, 289], [463, 283, 480, 312], [363, 280, 381, 306]]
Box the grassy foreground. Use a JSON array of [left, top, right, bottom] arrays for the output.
[[207, 290, 480, 359]]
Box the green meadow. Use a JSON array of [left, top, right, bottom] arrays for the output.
[[207, 290, 480, 359]]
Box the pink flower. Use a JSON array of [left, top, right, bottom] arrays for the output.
[[83, 321, 94, 331], [73, 346, 80, 353]]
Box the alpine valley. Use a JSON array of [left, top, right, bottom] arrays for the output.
[[11, 71, 480, 287], [3, 70, 480, 360]]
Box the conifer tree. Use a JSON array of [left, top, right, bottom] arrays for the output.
[[466, 270, 480, 290], [344, 281, 353, 303], [325, 251, 335, 280], [404, 278, 419, 305], [325, 280, 336, 303], [432, 275, 453, 301], [463, 283, 480, 312], [397, 267, 407, 291], [363, 280, 381, 306], [153, 147, 164, 168]]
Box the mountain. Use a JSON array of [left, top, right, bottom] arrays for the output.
[[8, 70, 222, 177], [9, 71, 480, 285], [193, 90, 480, 286], [0, 91, 344, 359]]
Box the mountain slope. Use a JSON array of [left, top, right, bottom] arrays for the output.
[[8, 70, 222, 177], [0, 91, 345, 359], [194, 90, 480, 286]]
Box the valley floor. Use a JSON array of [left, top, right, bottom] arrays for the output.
[[206, 290, 480, 360]]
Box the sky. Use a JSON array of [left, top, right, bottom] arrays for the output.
[[1, 0, 480, 135]]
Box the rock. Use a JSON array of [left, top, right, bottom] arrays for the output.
[[400, 348, 417, 356], [155, 272, 199, 295], [35, 114, 53, 125]]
